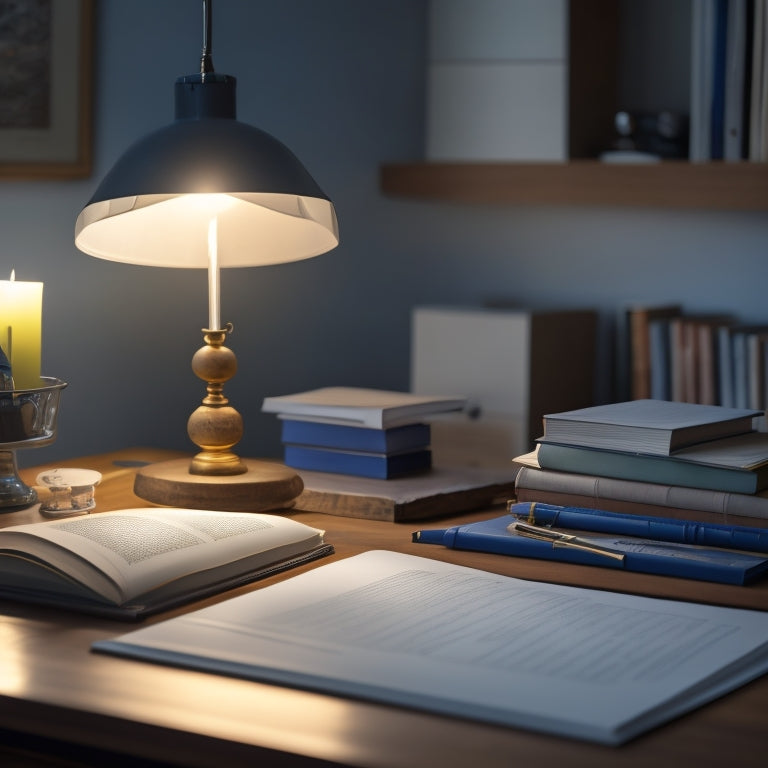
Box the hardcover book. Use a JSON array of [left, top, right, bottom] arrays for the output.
[[535, 431, 768, 494], [280, 419, 430, 454], [413, 513, 768, 584], [284, 444, 431, 479], [542, 399, 760, 455], [263, 387, 465, 429], [513, 463, 768, 527], [0, 508, 332, 619]]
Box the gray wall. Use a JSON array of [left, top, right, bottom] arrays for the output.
[[3, 0, 767, 468]]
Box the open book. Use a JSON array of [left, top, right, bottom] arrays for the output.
[[0, 508, 332, 619], [94, 550, 768, 745]]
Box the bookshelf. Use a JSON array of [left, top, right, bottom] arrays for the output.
[[381, 1, 768, 212], [379, 161, 768, 211]]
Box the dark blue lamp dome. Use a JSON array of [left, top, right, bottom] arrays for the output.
[[75, 7, 338, 268]]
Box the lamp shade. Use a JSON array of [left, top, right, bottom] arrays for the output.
[[75, 74, 339, 267]]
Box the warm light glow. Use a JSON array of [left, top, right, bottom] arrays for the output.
[[0, 622, 31, 695], [75, 192, 339, 268], [182, 193, 239, 216], [208, 218, 220, 330], [10, 269, 15, 281]]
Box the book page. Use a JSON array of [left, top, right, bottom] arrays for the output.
[[95, 550, 768, 745], [0, 509, 324, 605]]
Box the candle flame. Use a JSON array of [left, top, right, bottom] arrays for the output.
[[10, 270, 14, 281]]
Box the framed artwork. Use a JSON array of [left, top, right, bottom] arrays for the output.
[[0, 0, 94, 179]]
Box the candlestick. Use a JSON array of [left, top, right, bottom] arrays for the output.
[[0, 271, 43, 389], [207, 218, 220, 330]]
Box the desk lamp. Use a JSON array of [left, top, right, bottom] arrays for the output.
[[74, 0, 338, 510]]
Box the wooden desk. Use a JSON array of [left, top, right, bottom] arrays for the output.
[[2, 448, 767, 767]]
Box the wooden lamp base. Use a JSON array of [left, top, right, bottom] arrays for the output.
[[133, 326, 303, 512], [134, 457, 303, 512]]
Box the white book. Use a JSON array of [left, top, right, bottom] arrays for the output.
[[94, 550, 768, 746], [262, 387, 466, 429], [0, 508, 330, 618]]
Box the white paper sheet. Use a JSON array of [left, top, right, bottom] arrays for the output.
[[93, 550, 768, 745]]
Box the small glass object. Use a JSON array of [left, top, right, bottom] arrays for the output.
[[35, 468, 102, 517]]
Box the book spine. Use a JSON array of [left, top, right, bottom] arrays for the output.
[[724, 0, 748, 160], [690, 0, 715, 160], [515, 466, 768, 524], [718, 324, 735, 407], [281, 420, 430, 453], [648, 319, 672, 400], [284, 445, 432, 479], [710, 0, 729, 160]]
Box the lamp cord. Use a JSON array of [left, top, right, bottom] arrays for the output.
[[200, 0, 214, 76]]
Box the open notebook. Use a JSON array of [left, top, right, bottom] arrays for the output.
[[94, 550, 768, 744]]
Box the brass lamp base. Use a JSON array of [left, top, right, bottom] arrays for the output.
[[133, 326, 303, 512], [134, 457, 303, 512]]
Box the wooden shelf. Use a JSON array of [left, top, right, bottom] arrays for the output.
[[380, 161, 768, 211]]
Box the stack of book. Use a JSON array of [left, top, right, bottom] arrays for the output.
[[262, 387, 466, 479], [514, 399, 768, 528]]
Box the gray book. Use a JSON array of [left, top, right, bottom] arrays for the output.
[[542, 399, 760, 455]]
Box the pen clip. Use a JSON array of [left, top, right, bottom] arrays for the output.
[[507, 521, 626, 562]]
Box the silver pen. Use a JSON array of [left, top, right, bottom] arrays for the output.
[[507, 521, 626, 562]]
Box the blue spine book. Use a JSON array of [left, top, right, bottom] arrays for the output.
[[281, 420, 430, 454], [284, 445, 431, 479], [413, 514, 768, 585], [710, 0, 729, 159]]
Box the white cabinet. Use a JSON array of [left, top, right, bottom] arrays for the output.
[[411, 306, 597, 467], [426, 0, 568, 161]]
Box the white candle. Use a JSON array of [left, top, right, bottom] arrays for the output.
[[207, 218, 220, 331], [0, 270, 43, 389]]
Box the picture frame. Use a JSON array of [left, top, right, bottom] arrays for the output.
[[0, 0, 94, 179]]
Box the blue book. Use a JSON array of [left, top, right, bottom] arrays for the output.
[[284, 445, 431, 479], [648, 318, 672, 400], [710, 0, 729, 159], [718, 324, 735, 407], [536, 432, 768, 494], [413, 514, 768, 585], [281, 420, 430, 454]]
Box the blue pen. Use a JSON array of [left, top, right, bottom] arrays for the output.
[[509, 501, 768, 554]]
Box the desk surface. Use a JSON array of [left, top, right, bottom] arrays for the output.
[[2, 448, 768, 767]]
